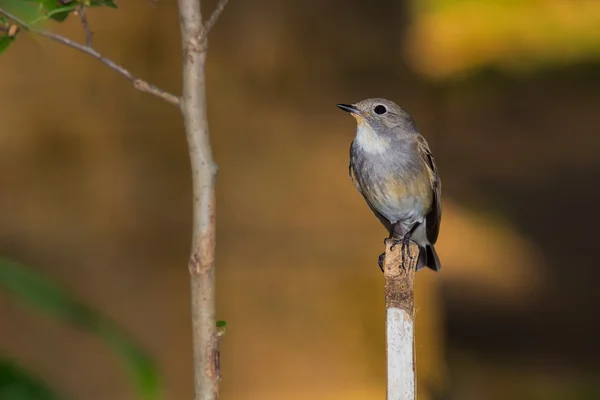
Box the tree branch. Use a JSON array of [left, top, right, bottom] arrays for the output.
[[76, 6, 93, 48], [202, 0, 229, 38], [383, 239, 418, 400], [0, 9, 180, 107], [178, 0, 227, 399]]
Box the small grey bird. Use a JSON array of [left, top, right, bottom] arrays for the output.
[[337, 98, 442, 271]]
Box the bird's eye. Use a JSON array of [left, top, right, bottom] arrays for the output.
[[374, 105, 387, 115]]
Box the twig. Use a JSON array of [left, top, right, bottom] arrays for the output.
[[76, 6, 93, 48], [178, 0, 227, 399], [383, 239, 418, 400], [0, 9, 180, 107], [201, 0, 229, 38]]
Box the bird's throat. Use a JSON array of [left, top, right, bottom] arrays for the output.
[[355, 123, 390, 155]]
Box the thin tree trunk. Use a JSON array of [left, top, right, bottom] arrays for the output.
[[1, 2, 227, 399], [383, 239, 419, 400], [178, 1, 219, 399]]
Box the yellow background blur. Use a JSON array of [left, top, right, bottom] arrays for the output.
[[1, 0, 599, 399]]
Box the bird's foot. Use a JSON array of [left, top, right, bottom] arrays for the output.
[[387, 237, 409, 270], [400, 234, 415, 270], [378, 252, 385, 272], [389, 238, 402, 252], [386, 235, 416, 270]]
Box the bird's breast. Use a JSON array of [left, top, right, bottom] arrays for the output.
[[351, 143, 432, 224]]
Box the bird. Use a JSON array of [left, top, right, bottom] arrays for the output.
[[337, 98, 442, 272]]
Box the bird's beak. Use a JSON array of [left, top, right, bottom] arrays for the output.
[[336, 103, 360, 115]]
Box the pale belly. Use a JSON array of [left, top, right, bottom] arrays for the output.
[[357, 163, 433, 226], [375, 192, 427, 225]]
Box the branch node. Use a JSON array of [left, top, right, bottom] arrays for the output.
[[8, 24, 19, 37], [189, 35, 208, 53], [210, 162, 219, 176]]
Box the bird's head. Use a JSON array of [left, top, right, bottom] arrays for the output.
[[337, 98, 417, 137]]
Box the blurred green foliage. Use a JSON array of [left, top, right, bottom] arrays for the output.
[[415, 0, 525, 14], [0, 257, 162, 400], [0, 358, 64, 400], [0, 0, 116, 22], [0, 3, 163, 398], [0, 33, 14, 54], [406, 0, 600, 78]]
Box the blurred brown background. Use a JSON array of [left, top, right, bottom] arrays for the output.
[[1, 0, 599, 399]]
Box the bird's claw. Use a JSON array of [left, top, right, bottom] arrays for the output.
[[384, 235, 416, 271], [389, 238, 402, 252], [400, 234, 415, 270], [378, 252, 385, 272], [387, 235, 414, 270]]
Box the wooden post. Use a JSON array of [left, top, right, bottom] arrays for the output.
[[383, 238, 419, 400]]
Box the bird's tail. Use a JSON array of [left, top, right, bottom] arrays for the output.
[[416, 244, 441, 272]]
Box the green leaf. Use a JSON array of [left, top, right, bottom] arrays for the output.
[[216, 320, 227, 328], [40, 0, 74, 22], [0, 0, 43, 25], [0, 358, 66, 400], [0, 258, 163, 400], [15, 0, 51, 3], [27, 4, 77, 24], [47, 9, 73, 22], [89, 0, 118, 8], [0, 0, 117, 26], [0, 36, 14, 55]]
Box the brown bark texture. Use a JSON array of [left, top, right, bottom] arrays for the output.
[[383, 239, 418, 314]]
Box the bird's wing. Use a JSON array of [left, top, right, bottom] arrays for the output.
[[418, 135, 442, 244], [349, 150, 392, 234], [348, 156, 362, 193]]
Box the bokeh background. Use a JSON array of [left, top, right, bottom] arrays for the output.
[[1, 0, 600, 399]]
